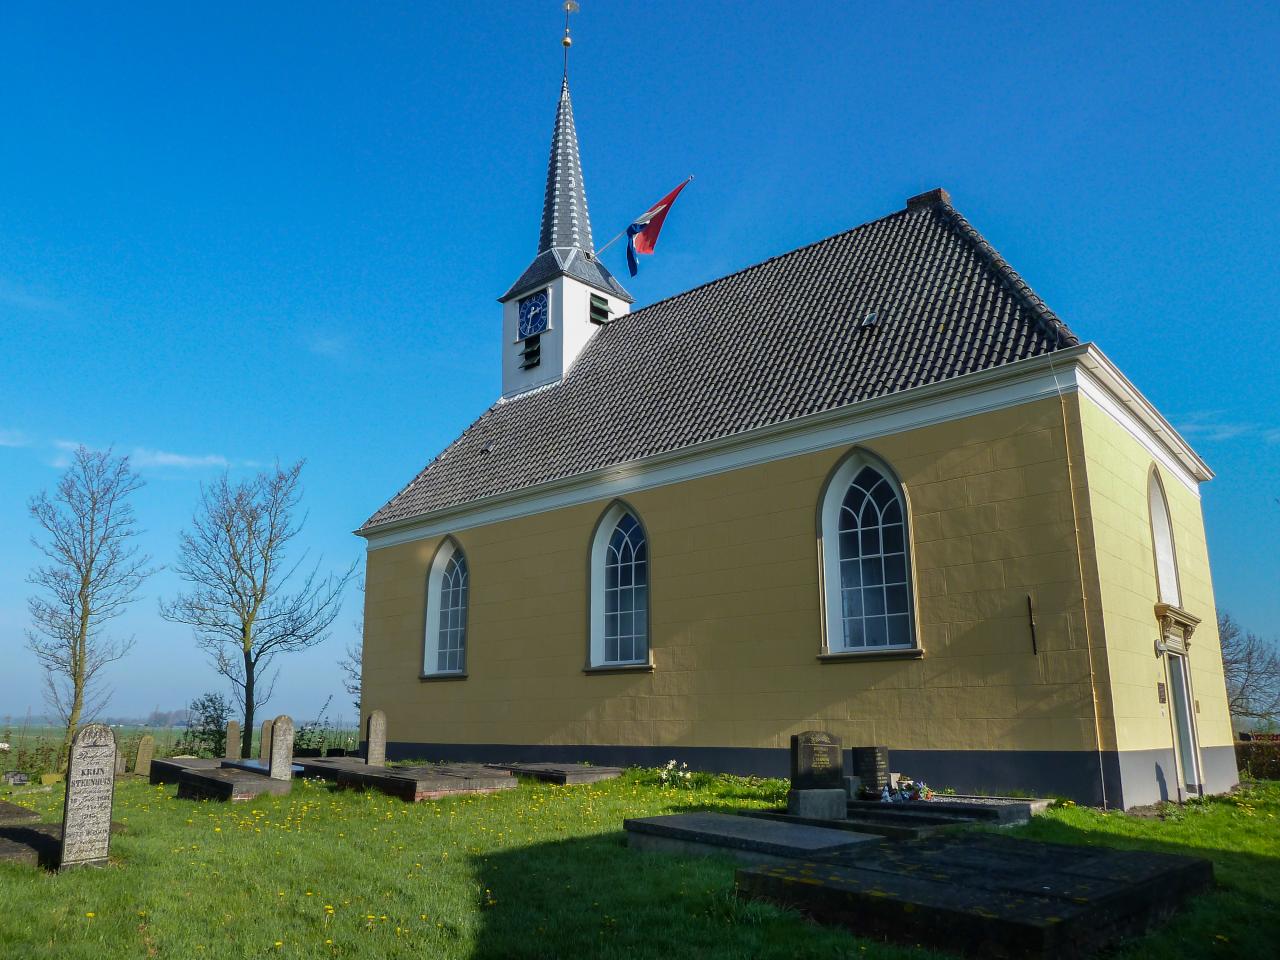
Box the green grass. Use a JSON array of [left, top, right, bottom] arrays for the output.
[[1, 773, 1277, 959]]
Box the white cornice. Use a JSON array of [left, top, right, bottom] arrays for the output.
[[360, 345, 1210, 550]]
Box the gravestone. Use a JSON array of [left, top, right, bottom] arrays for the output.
[[788, 730, 846, 820], [849, 746, 890, 794], [225, 721, 241, 760], [114, 752, 127, 777], [791, 731, 844, 789], [3, 771, 30, 786], [268, 715, 294, 781], [258, 719, 273, 761], [133, 735, 155, 778], [60, 723, 117, 870], [365, 709, 387, 767]]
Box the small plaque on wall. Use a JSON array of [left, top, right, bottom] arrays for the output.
[[1157, 682, 1168, 704]]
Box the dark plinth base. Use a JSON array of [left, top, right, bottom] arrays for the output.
[[484, 762, 625, 785], [0, 800, 41, 826], [150, 757, 222, 785], [177, 768, 293, 802], [736, 833, 1212, 959], [335, 763, 516, 801], [0, 822, 126, 869], [625, 812, 881, 867]]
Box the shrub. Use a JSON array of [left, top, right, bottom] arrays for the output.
[[175, 693, 232, 758]]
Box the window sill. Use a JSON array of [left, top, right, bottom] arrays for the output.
[[419, 672, 468, 682], [583, 662, 654, 675], [818, 647, 922, 663]]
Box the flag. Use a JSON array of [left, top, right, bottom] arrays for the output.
[[626, 177, 692, 277]]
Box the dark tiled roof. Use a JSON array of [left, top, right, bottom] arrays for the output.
[[363, 190, 1080, 531]]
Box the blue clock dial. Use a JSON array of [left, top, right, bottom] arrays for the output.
[[518, 290, 549, 340]]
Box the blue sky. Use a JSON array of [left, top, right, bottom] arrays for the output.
[[2, 2, 1277, 723]]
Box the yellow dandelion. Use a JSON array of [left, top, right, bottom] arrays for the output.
[[85, 912, 96, 919]]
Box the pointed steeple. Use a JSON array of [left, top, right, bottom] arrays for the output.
[[538, 77, 594, 255]]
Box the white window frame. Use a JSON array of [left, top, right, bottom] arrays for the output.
[[423, 537, 468, 677], [588, 502, 650, 668], [1148, 470, 1182, 607], [819, 449, 918, 654]]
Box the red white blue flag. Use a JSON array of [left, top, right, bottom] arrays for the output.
[[626, 177, 692, 277]]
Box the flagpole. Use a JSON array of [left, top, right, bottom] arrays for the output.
[[594, 175, 694, 257]]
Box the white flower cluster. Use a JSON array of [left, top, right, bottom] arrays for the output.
[[657, 758, 693, 788], [0, 742, 10, 752]]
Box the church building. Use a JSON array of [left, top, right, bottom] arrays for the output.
[[357, 55, 1237, 808]]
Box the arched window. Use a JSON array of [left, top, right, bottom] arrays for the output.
[[589, 503, 649, 667], [820, 451, 915, 652], [1148, 471, 1181, 606], [424, 538, 469, 676]]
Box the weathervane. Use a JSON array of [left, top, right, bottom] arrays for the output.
[[562, 1, 579, 77]]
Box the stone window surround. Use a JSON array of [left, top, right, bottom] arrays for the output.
[[586, 500, 654, 672], [817, 447, 921, 660], [421, 536, 469, 679]]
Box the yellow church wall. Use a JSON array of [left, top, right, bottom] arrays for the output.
[[362, 394, 1109, 760], [1073, 395, 1233, 755]]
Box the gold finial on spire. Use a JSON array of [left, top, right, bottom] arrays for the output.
[[562, 1, 579, 75]]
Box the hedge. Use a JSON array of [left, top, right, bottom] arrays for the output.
[[1235, 740, 1280, 780]]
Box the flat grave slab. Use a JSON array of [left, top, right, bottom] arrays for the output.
[[220, 759, 306, 777], [736, 833, 1212, 958], [484, 762, 625, 785], [177, 768, 293, 802], [625, 812, 882, 867], [848, 796, 1050, 824], [289, 757, 367, 779], [0, 799, 41, 826], [150, 757, 221, 785], [335, 763, 516, 801], [0, 822, 126, 869], [743, 808, 966, 842]]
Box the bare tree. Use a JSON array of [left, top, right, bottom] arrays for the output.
[[160, 461, 355, 758], [1219, 611, 1280, 727], [25, 446, 151, 762], [337, 579, 364, 717]]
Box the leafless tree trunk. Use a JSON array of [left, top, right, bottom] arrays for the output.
[[1219, 611, 1280, 727], [160, 461, 355, 758], [338, 579, 364, 717], [25, 446, 151, 763]]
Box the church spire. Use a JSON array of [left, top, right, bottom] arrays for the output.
[[537, 75, 593, 255]]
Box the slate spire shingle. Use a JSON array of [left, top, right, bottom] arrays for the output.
[[538, 77, 593, 255]]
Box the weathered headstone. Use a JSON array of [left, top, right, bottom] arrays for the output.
[[365, 709, 387, 767], [114, 752, 127, 777], [60, 723, 116, 870], [258, 719, 273, 761], [788, 730, 846, 820], [268, 715, 294, 781], [133, 735, 155, 778], [3, 771, 30, 786], [225, 721, 241, 760]]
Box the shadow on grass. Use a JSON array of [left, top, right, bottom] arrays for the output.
[[467, 829, 934, 960], [996, 810, 1280, 958], [468, 794, 1279, 960]]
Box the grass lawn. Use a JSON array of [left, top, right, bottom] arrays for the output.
[[1, 772, 1277, 959]]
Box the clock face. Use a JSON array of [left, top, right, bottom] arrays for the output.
[[518, 290, 549, 340]]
